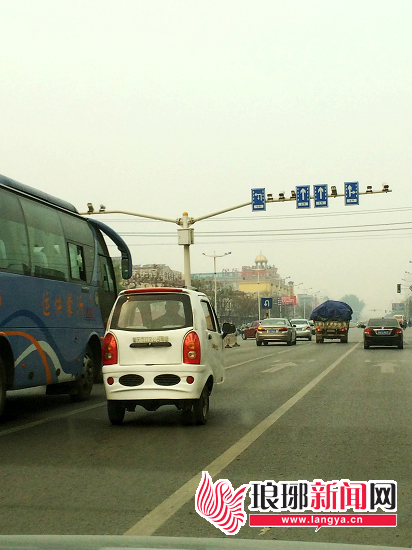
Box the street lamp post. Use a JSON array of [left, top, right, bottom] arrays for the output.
[[300, 287, 313, 318], [278, 275, 293, 317], [292, 283, 303, 317], [202, 251, 231, 316], [255, 266, 267, 321]]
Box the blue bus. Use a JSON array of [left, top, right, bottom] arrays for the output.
[[0, 174, 132, 415]]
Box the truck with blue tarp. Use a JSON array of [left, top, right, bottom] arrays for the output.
[[310, 300, 353, 343]]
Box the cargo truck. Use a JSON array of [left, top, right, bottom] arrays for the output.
[[310, 300, 353, 344]]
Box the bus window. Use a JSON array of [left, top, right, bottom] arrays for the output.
[[68, 242, 87, 281], [59, 211, 95, 283], [0, 190, 30, 274], [21, 197, 69, 280]]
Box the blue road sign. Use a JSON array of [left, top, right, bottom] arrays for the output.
[[345, 181, 359, 205], [296, 185, 311, 208], [314, 184, 328, 207], [252, 188, 266, 211], [261, 297, 273, 309]]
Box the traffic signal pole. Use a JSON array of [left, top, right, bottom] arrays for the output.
[[81, 185, 392, 287]]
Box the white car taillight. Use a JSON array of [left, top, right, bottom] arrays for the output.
[[102, 333, 118, 365], [183, 331, 201, 364]]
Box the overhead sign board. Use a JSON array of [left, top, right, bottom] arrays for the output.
[[296, 185, 310, 209], [345, 181, 359, 205], [261, 297, 273, 309], [252, 188, 266, 211], [314, 184, 328, 208]]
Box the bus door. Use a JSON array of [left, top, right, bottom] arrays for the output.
[[97, 253, 116, 327], [88, 218, 132, 328]]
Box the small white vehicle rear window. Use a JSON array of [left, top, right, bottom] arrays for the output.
[[110, 293, 193, 331]]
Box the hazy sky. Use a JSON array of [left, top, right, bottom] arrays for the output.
[[1, 0, 412, 318]]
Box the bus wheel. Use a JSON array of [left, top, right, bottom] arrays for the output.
[[70, 345, 95, 402], [0, 357, 6, 417]]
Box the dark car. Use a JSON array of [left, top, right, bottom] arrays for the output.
[[242, 320, 261, 339], [363, 318, 403, 349]]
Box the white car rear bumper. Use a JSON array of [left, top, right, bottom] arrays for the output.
[[102, 364, 209, 400]]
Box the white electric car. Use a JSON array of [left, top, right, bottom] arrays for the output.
[[102, 287, 235, 425]]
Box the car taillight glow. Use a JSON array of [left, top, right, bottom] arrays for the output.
[[316, 327, 322, 332], [107, 377, 114, 385], [340, 327, 346, 332], [279, 327, 288, 332], [257, 326, 264, 331], [183, 331, 201, 364], [102, 333, 118, 365], [186, 376, 194, 384], [364, 328, 372, 335], [395, 328, 402, 334]]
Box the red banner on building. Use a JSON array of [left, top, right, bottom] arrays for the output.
[[281, 295, 297, 306]]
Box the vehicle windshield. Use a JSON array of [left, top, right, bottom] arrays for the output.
[[110, 293, 193, 331], [260, 318, 288, 326]]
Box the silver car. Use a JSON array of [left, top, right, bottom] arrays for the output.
[[256, 318, 297, 346], [290, 318, 312, 340]]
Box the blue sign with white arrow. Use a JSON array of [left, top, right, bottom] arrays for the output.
[[345, 182, 359, 205], [261, 297, 273, 309], [314, 184, 328, 207], [296, 185, 311, 208], [251, 188, 266, 211]]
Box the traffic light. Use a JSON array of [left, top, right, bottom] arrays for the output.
[[397, 283, 401, 293]]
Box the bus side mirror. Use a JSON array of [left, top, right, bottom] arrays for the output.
[[121, 257, 131, 279]]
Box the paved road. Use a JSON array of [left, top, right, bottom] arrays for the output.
[[0, 329, 411, 547]]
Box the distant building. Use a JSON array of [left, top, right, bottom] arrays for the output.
[[192, 254, 294, 296]]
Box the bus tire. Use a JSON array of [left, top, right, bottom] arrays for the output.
[[0, 357, 6, 418], [70, 345, 95, 402]]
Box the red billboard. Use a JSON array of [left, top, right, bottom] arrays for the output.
[[281, 295, 297, 306]]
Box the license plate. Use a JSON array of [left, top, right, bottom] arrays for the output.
[[376, 330, 390, 335], [297, 328, 303, 331], [133, 335, 169, 343], [268, 329, 277, 333]]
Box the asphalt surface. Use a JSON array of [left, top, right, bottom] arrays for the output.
[[0, 329, 411, 548]]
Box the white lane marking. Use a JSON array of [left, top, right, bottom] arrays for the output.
[[224, 352, 278, 370], [308, 359, 315, 363], [262, 362, 298, 373], [365, 360, 371, 363], [225, 346, 297, 370], [378, 363, 396, 373], [0, 402, 105, 437], [124, 343, 360, 536]]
